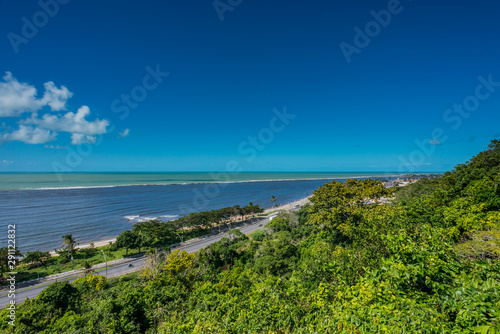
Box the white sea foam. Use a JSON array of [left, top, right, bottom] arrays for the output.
[[125, 214, 179, 223], [16, 174, 412, 191], [28, 185, 118, 190]]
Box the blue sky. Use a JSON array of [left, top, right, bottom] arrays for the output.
[[0, 0, 499, 172]]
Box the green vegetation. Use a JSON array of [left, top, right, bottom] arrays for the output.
[[4, 239, 133, 284], [21, 251, 51, 269], [57, 234, 78, 264], [79, 260, 94, 277], [3, 141, 500, 333], [5, 203, 264, 285], [271, 195, 278, 207], [0, 247, 21, 281]]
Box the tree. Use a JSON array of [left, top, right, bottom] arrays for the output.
[[136, 233, 150, 253], [250, 230, 266, 242], [227, 229, 246, 241], [163, 250, 195, 277], [0, 247, 21, 281], [22, 251, 50, 268], [37, 281, 80, 314], [222, 207, 237, 229], [116, 230, 139, 256], [308, 179, 390, 231], [133, 220, 169, 247], [140, 249, 165, 280], [271, 195, 278, 208], [197, 211, 215, 230], [268, 216, 292, 233], [231, 205, 241, 222], [61, 234, 78, 264], [243, 202, 264, 218], [253, 237, 298, 276]]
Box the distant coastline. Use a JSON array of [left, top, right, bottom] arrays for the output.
[[0, 172, 440, 191]]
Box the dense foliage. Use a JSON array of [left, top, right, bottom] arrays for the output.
[[3, 141, 500, 333]]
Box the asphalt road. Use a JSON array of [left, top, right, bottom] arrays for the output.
[[0, 211, 286, 308]]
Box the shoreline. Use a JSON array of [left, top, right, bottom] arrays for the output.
[[49, 238, 117, 256], [50, 195, 312, 255]]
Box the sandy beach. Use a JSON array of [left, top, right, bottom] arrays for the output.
[[263, 196, 311, 213]]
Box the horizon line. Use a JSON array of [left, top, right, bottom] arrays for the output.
[[0, 171, 446, 174]]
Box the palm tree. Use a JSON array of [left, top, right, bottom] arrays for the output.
[[271, 196, 278, 208], [62, 234, 77, 264], [80, 260, 94, 276]]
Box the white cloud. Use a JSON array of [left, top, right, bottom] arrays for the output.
[[40, 81, 73, 111], [1, 160, 13, 165], [3, 125, 56, 144], [24, 106, 109, 137], [0, 73, 109, 146], [118, 128, 130, 138], [71, 133, 98, 145], [0, 72, 72, 117]]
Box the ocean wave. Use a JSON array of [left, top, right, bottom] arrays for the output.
[[24, 185, 119, 190], [125, 214, 179, 223]]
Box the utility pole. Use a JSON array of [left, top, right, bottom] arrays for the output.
[[100, 250, 107, 277]]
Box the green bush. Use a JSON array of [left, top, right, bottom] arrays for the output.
[[250, 230, 265, 242]]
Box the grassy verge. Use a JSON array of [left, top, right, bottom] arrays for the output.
[[5, 224, 223, 286], [7, 245, 144, 285]]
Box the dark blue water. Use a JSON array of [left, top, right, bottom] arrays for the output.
[[0, 179, 335, 252]]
